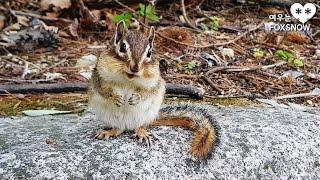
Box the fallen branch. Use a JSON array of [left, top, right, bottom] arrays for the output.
[[0, 83, 204, 99], [274, 92, 320, 100], [205, 61, 286, 76]]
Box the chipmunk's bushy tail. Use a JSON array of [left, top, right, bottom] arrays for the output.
[[151, 105, 218, 160]]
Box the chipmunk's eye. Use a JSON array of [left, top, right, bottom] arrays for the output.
[[146, 48, 152, 58], [119, 43, 126, 53]]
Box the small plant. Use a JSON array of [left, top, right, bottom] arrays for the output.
[[293, 58, 303, 67], [253, 48, 265, 58], [209, 16, 220, 31], [186, 61, 197, 70], [112, 12, 133, 27], [275, 50, 303, 68], [138, 4, 160, 21], [275, 50, 293, 61]]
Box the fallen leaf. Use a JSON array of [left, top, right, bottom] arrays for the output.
[[69, 19, 79, 38], [22, 110, 72, 116], [282, 70, 304, 79], [312, 88, 320, 93], [76, 54, 97, 79], [221, 48, 234, 58], [286, 31, 310, 44], [17, 15, 29, 27], [45, 12, 59, 18], [76, 54, 97, 68], [262, 7, 283, 14], [40, 0, 71, 11], [0, 15, 5, 30], [44, 72, 65, 80]]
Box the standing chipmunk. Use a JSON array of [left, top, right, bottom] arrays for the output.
[[88, 20, 218, 160]]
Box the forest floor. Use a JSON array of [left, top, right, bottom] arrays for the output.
[[0, 0, 319, 114]]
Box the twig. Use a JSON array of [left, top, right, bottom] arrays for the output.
[[0, 6, 72, 23], [29, 59, 68, 79], [205, 61, 286, 76], [201, 76, 224, 95], [252, 40, 292, 52], [305, 72, 320, 81], [181, 0, 198, 30], [274, 92, 320, 100]]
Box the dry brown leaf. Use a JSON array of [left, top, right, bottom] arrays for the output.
[[40, 0, 71, 11], [158, 27, 193, 52], [69, 19, 79, 38], [0, 15, 5, 30], [285, 31, 310, 44], [262, 7, 283, 14], [46, 12, 59, 18]]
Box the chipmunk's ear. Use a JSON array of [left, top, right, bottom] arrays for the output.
[[114, 20, 127, 45], [148, 26, 155, 46]]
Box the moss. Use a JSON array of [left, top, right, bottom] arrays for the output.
[[164, 97, 259, 106], [1, 94, 259, 116], [0, 94, 88, 116]]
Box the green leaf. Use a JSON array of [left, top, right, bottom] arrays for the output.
[[253, 49, 265, 58], [22, 110, 72, 116], [187, 61, 197, 70], [112, 12, 133, 27], [293, 58, 303, 67], [138, 4, 160, 22], [209, 16, 220, 30], [199, 23, 209, 31], [275, 50, 293, 61]]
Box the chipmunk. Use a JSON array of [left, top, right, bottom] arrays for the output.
[[88, 20, 218, 160]]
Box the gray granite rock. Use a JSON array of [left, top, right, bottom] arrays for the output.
[[0, 104, 320, 179]]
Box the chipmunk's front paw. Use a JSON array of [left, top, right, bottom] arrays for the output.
[[128, 93, 141, 105], [132, 127, 157, 146], [95, 129, 123, 140], [113, 94, 125, 107]]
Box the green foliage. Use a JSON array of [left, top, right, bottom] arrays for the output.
[[139, 4, 160, 21], [199, 23, 209, 31], [187, 61, 197, 70], [293, 58, 303, 67], [112, 12, 133, 27], [209, 16, 220, 30], [253, 49, 265, 58], [247, 0, 256, 5], [275, 50, 293, 61], [275, 50, 303, 68]]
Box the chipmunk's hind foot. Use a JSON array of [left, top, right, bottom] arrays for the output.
[[132, 127, 157, 147], [95, 129, 123, 140]]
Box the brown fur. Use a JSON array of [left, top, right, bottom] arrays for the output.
[[90, 21, 216, 160], [152, 117, 217, 160]]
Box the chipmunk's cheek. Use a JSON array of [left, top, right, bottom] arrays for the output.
[[143, 69, 155, 79]]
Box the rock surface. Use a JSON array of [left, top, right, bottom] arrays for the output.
[[0, 104, 320, 179]]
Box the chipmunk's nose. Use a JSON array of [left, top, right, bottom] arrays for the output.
[[130, 64, 139, 73]]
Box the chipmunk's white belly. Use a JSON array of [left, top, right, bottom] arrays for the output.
[[89, 88, 164, 130]]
